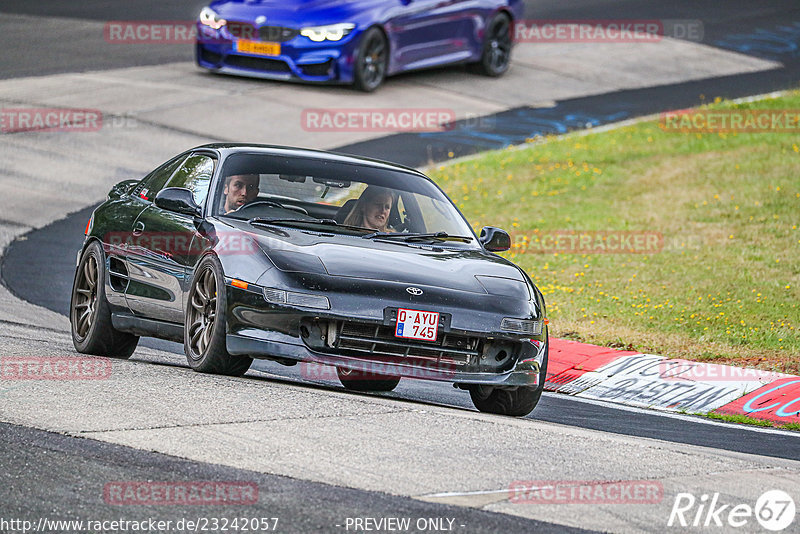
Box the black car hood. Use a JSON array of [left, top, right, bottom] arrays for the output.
[[233, 222, 526, 294], [315, 243, 522, 293]]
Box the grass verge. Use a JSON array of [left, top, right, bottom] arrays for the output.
[[431, 92, 800, 373], [704, 411, 800, 431]]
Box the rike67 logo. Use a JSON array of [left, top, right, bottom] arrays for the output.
[[668, 490, 795, 531]]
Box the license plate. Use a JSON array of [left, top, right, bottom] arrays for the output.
[[395, 308, 439, 341], [236, 39, 280, 57]]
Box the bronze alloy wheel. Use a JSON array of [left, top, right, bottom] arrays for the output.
[[187, 266, 217, 359], [72, 253, 99, 340], [70, 241, 138, 358], [184, 255, 252, 376]]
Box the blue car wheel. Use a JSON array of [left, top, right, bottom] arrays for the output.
[[354, 27, 388, 92], [472, 12, 512, 77]]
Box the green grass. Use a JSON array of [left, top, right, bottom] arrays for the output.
[[431, 92, 800, 372], [704, 411, 799, 432], [703, 412, 775, 428]]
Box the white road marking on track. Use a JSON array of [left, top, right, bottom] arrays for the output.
[[423, 488, 512, 498], [543, 392, 800, 437]]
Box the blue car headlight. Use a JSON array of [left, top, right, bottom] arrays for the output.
[[200, 7, 227, 30], [300, 23, 355, 42]]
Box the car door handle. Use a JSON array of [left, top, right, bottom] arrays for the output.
[[132, 221, 145, 236]]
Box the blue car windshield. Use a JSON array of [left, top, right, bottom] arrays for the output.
[[215, 153, 476, 242]]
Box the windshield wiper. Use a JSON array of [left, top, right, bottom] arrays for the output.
[[362, 231, 473, 243]]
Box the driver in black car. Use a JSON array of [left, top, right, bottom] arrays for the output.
[[222, 174, 259, 213]]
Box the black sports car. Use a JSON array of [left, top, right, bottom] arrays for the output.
[[71, 144, 548, 416]]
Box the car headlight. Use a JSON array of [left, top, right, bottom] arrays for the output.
[[264, 288, 330, 310], [501, 318, 544, 336], [200, 7, 227, 30], [300, 23, 355, 42]]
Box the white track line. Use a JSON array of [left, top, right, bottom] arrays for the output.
[[543, 392, 800, 437]]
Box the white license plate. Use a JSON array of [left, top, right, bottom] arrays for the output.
[[395, 308, 439, 341]]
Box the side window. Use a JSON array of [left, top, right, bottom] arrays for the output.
[[134, 155, 185, 202], [166, 154, 216, 207]]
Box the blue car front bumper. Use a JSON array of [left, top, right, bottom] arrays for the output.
[[195, 24, 360, 83]]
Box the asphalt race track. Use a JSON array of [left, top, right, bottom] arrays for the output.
[[1, 1, 800, 533]]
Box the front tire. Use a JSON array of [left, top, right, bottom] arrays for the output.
[[71, 241, 138, 358], [470, 12, 512, 77], [469, 385, 542, 417], [185, 255, 252, 377], [337, 367, 400, 392], [354, 27, 388, 92], [469, 337, 548, 417]]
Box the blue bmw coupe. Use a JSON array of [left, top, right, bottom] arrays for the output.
[[196, 0, 523, 91]]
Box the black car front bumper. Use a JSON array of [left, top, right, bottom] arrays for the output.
[[225, 284, 547, 388]]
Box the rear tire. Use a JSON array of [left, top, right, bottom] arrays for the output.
[[185, 255, 252, 377], [71, 241, 138, 358], [337, 367, 400, 392], [470, 12, 512, 77]]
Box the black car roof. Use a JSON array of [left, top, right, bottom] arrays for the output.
[[195, 143, 426, 177]]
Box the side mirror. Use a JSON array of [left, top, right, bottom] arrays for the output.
[[154, 187, 201, 217], [479, 226, 511, 252]]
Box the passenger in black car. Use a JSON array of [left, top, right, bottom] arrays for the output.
[[222, 174, 259, 213], [343, 185, 395, 232]]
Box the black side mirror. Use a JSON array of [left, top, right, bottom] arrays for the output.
[[479, 226, 511, 252], [154, 187, 201, 217]]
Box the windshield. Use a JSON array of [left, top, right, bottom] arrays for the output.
[[214, 153, 476, 244]]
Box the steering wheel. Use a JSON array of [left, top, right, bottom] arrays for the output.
[[234, 200, 308, 215]]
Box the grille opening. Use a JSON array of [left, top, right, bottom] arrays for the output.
[[300, 60, 334, 77], [200, 48, 222, 65], [225, 55, 292, 73], [259, 25, 299, 42], [327, 320, 481, 369], [301, 319, 523, 374]]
